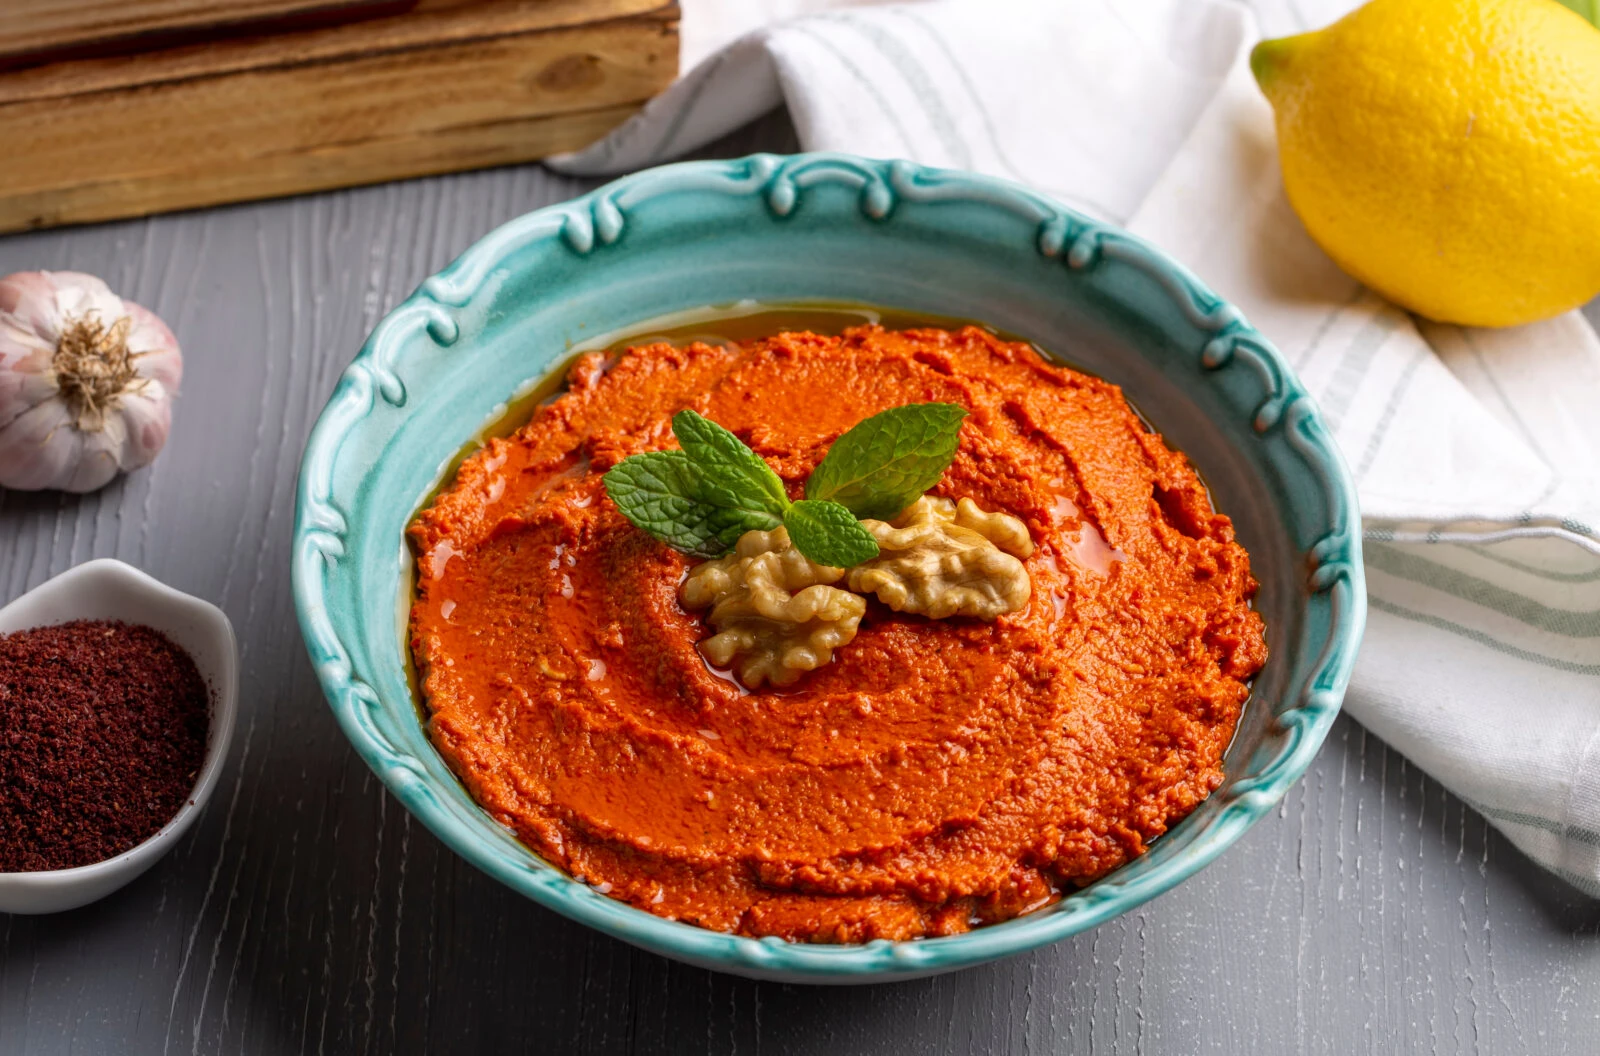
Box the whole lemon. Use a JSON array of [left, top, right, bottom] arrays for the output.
[[1251, 0, 1600, 327]]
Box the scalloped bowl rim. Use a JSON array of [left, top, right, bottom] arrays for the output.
[[292, 153, 1365, 982]]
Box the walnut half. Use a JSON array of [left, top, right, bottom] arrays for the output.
[[847, 497, 1033, 620], [679, 526, 867, 688]]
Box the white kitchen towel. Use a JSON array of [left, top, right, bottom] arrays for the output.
[[551, 0, 1600, 895]]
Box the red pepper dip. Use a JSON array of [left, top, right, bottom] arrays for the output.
[[409, 325, 1267, 942], [0, 620, 209, 872]]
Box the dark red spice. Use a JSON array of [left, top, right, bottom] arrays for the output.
[[0, 619, 210, 872]]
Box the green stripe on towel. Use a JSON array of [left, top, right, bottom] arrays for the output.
[[1368, 595, 1600, 675], [1463, 544, 1600, 584], [1461, 796, 1600, 850], [1367, 544, 1600, 637]]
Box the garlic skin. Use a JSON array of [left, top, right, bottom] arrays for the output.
[[0, 271, 181, 492]]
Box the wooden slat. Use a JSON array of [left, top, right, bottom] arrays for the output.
[[0, 0, 674, 103], [1, 103, 645, 233], [0, 6, 677, 232], [0, 1, 410, 68]]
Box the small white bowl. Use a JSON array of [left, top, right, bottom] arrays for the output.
[[0, 559, 238, 914]]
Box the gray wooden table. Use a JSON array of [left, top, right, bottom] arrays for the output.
[[2, 109, 1598, 1056]]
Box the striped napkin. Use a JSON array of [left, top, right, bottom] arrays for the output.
[[551, 0, 1600, 896]]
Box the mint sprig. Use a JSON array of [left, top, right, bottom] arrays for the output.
[[784, 499, 881, 567], [806, 403, 968, 520], [602, 450, 779, 558], [671, 409, 788, 517], [602, 404, 967, 568]]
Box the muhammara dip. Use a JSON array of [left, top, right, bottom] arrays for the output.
[[409, 325, 1266, 942]]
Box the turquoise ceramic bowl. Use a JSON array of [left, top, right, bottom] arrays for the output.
[[293, 154, 1365, 983]]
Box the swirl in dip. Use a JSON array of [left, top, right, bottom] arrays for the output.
[[408, 325, 1267, 942]]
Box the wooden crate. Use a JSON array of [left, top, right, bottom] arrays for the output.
[[0, 0, 679, 232]]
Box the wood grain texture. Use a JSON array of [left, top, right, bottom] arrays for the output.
[[0, 109, 1598, 1056], [0, 0, 679, 101], [0, 1, 678, 234], [0, 0, 404, 67]]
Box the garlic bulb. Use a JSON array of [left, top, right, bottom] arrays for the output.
[[0, 271, 180, 493]]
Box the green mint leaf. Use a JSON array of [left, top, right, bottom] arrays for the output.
[[784, 499, 880, 568], [603, 451, 781, 558], [804, 403, 968, 521], [672, 409, 790, 517]]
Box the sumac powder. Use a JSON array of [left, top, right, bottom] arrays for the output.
[[0, 620, 210, 872]]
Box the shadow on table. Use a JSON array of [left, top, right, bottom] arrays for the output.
[[1470, 816, 1600, 934], [1322, 713, 1600, 936]]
